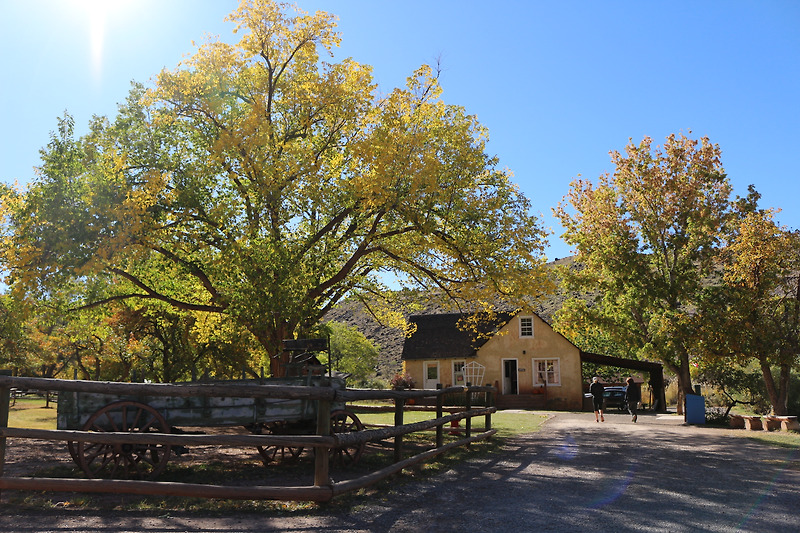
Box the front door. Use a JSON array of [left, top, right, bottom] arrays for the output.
[[502, 359, 518, 395], [423, 361, 440, 389]]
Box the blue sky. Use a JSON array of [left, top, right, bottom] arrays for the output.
[[1, 0, 798, 261]]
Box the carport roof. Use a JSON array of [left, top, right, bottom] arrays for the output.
[[580, 351, 663, 373]]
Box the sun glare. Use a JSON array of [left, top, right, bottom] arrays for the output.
[[67, 0, 136, 84], [85, 1, 106, 81]]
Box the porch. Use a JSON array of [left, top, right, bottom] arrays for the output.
[[495, 392, 548, 410]]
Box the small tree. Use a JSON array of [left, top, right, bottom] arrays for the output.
[[695, 358, 767, 416], [324, 321, 380, 387]]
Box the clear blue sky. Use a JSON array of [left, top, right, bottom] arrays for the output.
[[1, 0, 798, 261]]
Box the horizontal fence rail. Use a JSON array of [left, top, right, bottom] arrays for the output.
[[0, 373, 497, 503], [0, 375, 338, 401]]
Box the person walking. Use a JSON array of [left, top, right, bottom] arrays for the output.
[[625, 377, 641, 423], [589, 376, 605, 422]]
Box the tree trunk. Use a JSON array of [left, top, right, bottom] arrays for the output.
[[674, 350, 694, 416], [759, 359, 784, 415], [774, 362, 791, 416], [250, 320, 293, 378]]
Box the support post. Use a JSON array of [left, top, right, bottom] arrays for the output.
[[314, 399, 331, 487], [435, 385, 444, 448], [394, 397, 405, 463], [464, 386, 472, 440], [485, 388, 493, 434], [0, 370, 12, 501]]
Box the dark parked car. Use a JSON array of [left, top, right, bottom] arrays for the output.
[[603, 386, 627, 410]]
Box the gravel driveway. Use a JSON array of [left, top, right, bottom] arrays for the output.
[[2, 410, 798, 532]]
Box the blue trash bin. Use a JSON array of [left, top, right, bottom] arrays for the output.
[[685, 394, 705, 424]]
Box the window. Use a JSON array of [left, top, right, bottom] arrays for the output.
[[519, 316, 533, 337], [453, 360, 466, 385], [426, 363, 438, 380], [532, 358, 560, 386]]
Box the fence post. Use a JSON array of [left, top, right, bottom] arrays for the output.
[[464, 385, 472, 440], [393, 396, 405, 463], [0, 370, 12, 501], [435, 385, 443, 448], [314, 398, 331, 487], [485, 387, 493, 433]]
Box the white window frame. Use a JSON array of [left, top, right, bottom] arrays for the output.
[[532, 357, 561, 387], [452, 360, 466, 386], [519, 316, 534, 338]]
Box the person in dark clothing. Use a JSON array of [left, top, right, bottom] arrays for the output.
[[625, 376, 641, 423], [589, 376, 605, 422]]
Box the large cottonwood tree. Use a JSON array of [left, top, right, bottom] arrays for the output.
[[555, 133, 731, 404], [1, 0, 549, 376]]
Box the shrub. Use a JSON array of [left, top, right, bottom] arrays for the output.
[[704, 406, 730, 427], [389, 373, 416, 389]]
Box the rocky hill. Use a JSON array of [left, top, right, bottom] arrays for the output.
[[324, 256, 579, 378]]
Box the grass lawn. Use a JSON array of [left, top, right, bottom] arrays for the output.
[[355, 407, 549, 438], [7, 396, 57, 430], [744, 430, 800, 449], [4, 397, 547, 437]]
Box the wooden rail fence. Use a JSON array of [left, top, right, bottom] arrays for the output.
[[0, 372, 496, 502]]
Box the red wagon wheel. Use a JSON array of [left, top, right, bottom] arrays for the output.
[[329, 409, 365, 467], [250, 421, 305, 465], [76, 400, 171, 480]]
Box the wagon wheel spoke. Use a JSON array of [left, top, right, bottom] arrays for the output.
[[82, 443, 118, 477], [67, 441, 79, 463], [249, 422, 304, 465], [329, 410, 365, 468], [120, 446, 158, 477], [101, 409, 121, 433], [77, 400, 171, 480], [82, 442, 111, 464]]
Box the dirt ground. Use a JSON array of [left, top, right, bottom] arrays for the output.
[[0, 424, 375, 498], [2, 411, 799, 532]]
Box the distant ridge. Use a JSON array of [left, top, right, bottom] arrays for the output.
[[324, 256, 580, 377]]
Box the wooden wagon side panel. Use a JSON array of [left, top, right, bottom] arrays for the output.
[[157, 395, 310, 427], [58, 391, 145, 430], [57, 376, 347, 430]]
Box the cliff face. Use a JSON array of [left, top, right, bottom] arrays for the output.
[[324, 257, 580, 378]]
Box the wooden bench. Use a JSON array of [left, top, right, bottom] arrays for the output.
[[741, 415, 763, 431], [763, 415, 800, 431], [729, 414, 745, 429]]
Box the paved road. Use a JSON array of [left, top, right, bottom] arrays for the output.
[[2, 411, 799, 532]]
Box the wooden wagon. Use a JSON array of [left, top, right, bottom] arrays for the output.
[[56, 373, 365, 480]]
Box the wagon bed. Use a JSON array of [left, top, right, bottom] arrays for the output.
[[55, 374, 363, 480]]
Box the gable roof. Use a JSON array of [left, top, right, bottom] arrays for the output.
[[401, 312, 516, 361]]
